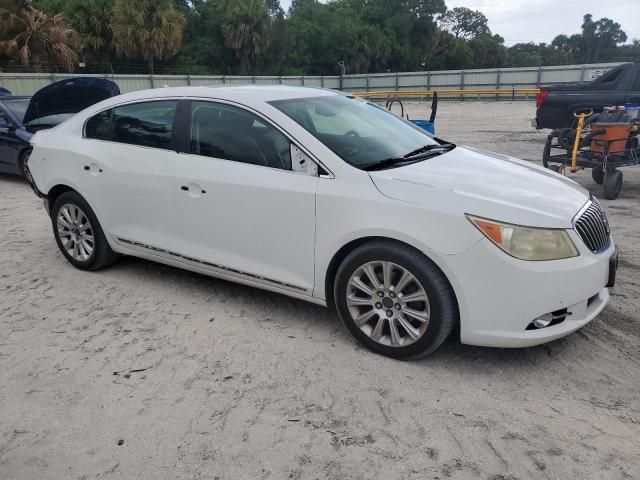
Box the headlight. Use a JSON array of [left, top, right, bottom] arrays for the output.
[[467, 215, 579, 261]]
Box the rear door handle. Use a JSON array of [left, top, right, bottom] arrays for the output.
[[180, 184, 206, 196], [83, 164, 102, 175]]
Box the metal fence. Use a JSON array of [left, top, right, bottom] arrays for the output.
[[0, 62, 622, 98]]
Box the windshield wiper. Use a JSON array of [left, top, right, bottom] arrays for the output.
[[403, 142, 456, 158], [362, 143, 456, 171]]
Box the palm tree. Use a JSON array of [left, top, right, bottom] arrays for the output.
[[0, 7, 79, 71], [66, 0, 113, 64], [111, 0, 186, 74], [223, 0, 271, 75]]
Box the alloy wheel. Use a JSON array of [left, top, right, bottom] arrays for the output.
[[56, 204, 95, 262], [346, 261, 430, 347]]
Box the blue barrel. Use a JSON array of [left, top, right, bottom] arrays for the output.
[[410, 119, 435, 135]]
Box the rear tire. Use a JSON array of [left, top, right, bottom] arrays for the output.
[[51, 191, 119, 270], [591, 167, 604, 185], [603, 169, 622, 200], [334, 241, 458, 359]]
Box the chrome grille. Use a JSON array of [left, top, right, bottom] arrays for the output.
[[574, 200, 611, 253]]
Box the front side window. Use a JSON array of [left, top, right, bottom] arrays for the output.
[[110, 101, 177, 149], [271, 95, 439, 169], [190, 101, 291, 170], [0, 108, 10, 126]]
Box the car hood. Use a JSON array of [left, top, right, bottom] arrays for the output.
[[369, 146, 589, 228], [23, 77, 120, 125]]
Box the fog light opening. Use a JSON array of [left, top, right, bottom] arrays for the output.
[[526, 309, 568, 330]]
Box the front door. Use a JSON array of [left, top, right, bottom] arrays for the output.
[[173, 100, 318, 294], [0, 106, 22, 174]]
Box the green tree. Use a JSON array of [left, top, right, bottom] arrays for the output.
[[111, 0, 186, 74], [65, 0, 113, 65], [439, 7, 489, 40], [581, 14, 627, 63], [0, 6, 78, 71], [222, 0, 271, 75]]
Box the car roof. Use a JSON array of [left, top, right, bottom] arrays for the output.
[[109, 85, 343, 105]]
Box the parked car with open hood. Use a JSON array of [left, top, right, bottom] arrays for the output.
[[24, 86, 617, 359], [0, 77, 120, 177]]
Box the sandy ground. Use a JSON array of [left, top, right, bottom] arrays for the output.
[[1, 102, 639, 480]]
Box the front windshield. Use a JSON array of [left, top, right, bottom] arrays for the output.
[[271, 95, 440, 169], [3, 98, 30, 122]]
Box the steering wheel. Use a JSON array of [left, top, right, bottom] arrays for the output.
[[338, 144, 361, 157]]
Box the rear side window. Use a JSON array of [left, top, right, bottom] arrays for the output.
[[85, 109, 112, 140], [111, 101, 177, 149], [591, 67, 622, 88]]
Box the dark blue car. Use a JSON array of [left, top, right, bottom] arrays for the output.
[[0, 77, 120, 177]]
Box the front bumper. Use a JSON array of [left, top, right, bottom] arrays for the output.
[[442, 236, 615, 348]]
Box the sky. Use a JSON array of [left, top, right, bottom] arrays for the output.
[[279, 0, 640, 46]]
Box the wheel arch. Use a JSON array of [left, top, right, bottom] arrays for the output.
[[47, 184, 78, 216], [323, 236, 461, 324]]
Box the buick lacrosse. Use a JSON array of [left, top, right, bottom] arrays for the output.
[[25, 86, 617, 359]]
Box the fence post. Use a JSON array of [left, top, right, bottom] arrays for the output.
[[512, 84, 516, 101], [339, 74, 343, 91], [366, 74, 370, 92], [149, 74, 155, 89], [536, 66, 542, 88], [395, 72, 399, 92], [279, 75, 282, 84], [222, 75, 226, 84], [301, 75, 305, 86], [460, 70, 465, 101], [495, 69, 501, 101], [321, 75, 324, 88], [580, 65, 586, 82], [187, 75, 192, 86], [252, 74, 256, 84]]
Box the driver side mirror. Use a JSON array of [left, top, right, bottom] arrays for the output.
[[0, 118, 7, 128], [290, 144, 319, 176]]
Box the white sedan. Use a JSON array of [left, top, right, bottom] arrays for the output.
[[25, 86, 617, 359]]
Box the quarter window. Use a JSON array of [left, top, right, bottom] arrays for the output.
[[85, 109, 112, 140], [111, 101, 177, 149], [190, 101, 291, 170]]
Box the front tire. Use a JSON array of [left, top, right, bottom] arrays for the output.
[[334, 241, 458, 359], [19, 149, 32, 180], [51, 191, 119, 270]]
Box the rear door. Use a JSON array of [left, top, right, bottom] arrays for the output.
[[80, 100, 182, 254], [172, 100, 318, 294]]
